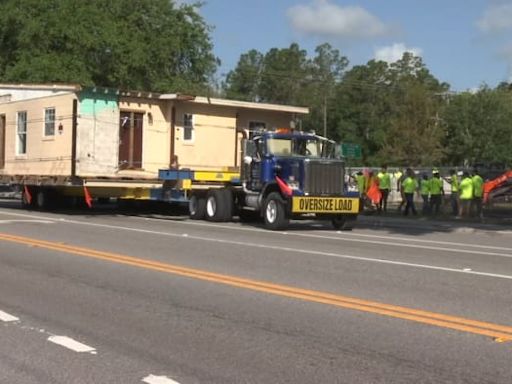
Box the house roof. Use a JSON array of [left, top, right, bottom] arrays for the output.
[[185, 96, 309, 114], [0, 83, 81, 91], [0, 83, 309, 114]]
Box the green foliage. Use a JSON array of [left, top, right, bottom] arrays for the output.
[[223, 42, 348, 135], [0, 0, 218, 93], [441, 87, 512, 166], [331, 54, 448, 166], [223, 50, 264, 101], [332, 60, 392, 163]]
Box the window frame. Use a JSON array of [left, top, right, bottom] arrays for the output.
[[16, 111, 27, 155], [183, 113, 194, 143], [248, 121, 266, 138], [44, 107, 56, 137]]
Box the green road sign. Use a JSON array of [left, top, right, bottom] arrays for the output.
[[340, 143, 362, 159]]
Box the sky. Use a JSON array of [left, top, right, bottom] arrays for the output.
[[190, 0, 512, 91]]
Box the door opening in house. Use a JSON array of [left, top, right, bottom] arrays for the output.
[[119, 111, 143, 170]]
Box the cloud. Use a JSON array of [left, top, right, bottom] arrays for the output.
[[499, 44, 512, 81], [374, 43, 423, 63], [477, 3, 512, 33], [287, 0, 391, 39]]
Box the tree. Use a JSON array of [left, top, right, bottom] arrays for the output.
[[301, 43, 348, 135], [331, 60, 394, 164], [223, 43, 349, 134], [378, 53, 448, 166], [0, 0, 218, 93], [442, 87, 512, 166], [223, 50, 264, 101], [257, 43, 309, 105]]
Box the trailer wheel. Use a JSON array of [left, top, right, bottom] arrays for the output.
[[189, 194, 206, 220], [35, 189, 50, 210], [331, 214, 356, 230], [263, 192, 289, 230], [205, 189, 227, 222]]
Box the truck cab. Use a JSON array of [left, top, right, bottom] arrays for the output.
[[240, 129, 360, 230]]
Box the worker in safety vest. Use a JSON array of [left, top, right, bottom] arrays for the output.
[[377, 165, 391, 213], [429, 171, 444, 216], [419, 173, 431, 215], [471, 169, 484, 219], [354, 171, 366, 198], [458, 171, 473, 217], [395, 169, 406, 212], [402, 168, 418, 216], [447, 170, 460, 216]]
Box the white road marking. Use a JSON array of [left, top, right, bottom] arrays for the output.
[[3, 209, 512, 249], [47, 335, 96, 353], [0, 310, 19, 322], [0, 219, 54, 224], [3, 210, 512, 280], [142, 375, 181, 384], [4, 209, 512, 253]]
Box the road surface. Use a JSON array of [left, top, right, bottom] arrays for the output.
[[0, 200, 511, 383]]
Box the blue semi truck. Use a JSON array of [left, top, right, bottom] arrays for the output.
[[159, 128, 360, 230]]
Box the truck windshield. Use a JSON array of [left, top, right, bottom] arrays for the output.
[[266, 137, 322, 157]]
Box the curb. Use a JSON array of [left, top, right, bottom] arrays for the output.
[[357, 214, 510, 233]]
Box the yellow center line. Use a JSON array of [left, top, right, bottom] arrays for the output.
[[1, 232, 511, 342]]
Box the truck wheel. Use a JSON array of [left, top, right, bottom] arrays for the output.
[[205, 189, 227, 222], [189, 194, 206, 220], [220, 188, 234, 221], [331, 215, 356, 230], [263, 192, 289, 230]]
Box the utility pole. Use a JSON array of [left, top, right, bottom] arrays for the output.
[[323, 94, 327, 137]]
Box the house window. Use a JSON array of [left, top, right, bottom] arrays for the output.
[[248, 121, 266, 138], [183, 113, 194, 142], [17, 111, 27, 155], [44, 107, 55, 136]]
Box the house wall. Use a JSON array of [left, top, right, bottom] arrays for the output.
[[118, 97, 171, 177], [236, 110, 298, 132], [173, 104, 302, 170], [76, 89, 120, 177], [0, 92, 76, 176], [174, 103, 237, 170]]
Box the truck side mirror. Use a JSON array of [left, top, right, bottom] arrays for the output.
[[242, 139, 257, 158]]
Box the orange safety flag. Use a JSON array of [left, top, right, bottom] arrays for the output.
[[23, 185, 32, 204], [275, 176, 293, 197], [83, 185, 93, 208], [366, 178, 382, 204]]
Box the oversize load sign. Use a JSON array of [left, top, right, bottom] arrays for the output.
[[292, 197, 359, 213]]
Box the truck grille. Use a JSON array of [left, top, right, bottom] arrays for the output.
[[303, 159, 345, 196]]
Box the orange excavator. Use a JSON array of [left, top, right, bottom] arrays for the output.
[[483, 170, 512, 203]]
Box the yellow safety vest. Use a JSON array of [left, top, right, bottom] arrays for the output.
[[451, 174, 459, 192], [430, 177, 443, 195], [377, 172, 391, 190], [402, 177, 418, 194], [472, 175, 483, 198], [459, 177, 473, 200]]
